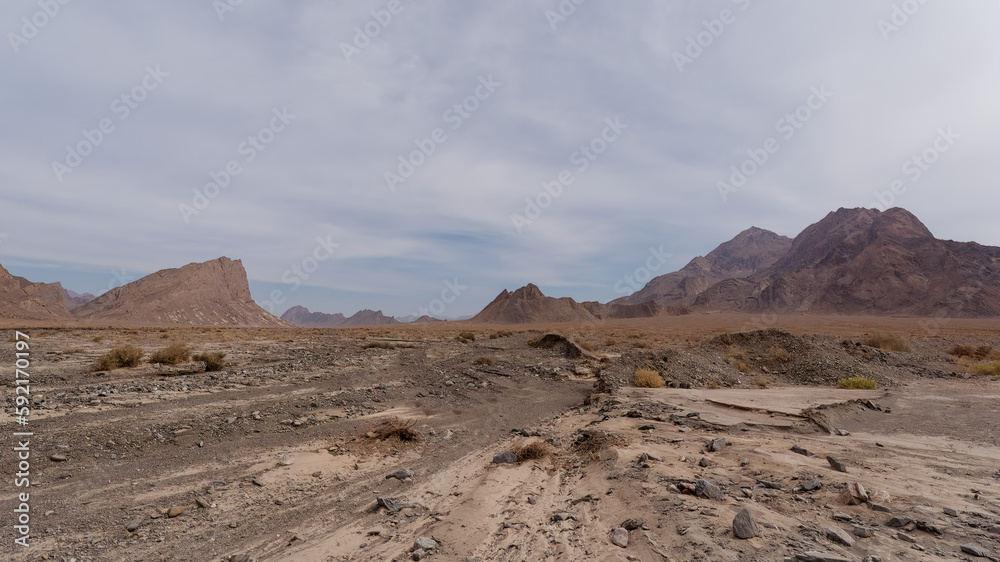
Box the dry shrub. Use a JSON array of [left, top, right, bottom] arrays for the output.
[[970, 362, 1000, 377], [706, 380, 720, 389], [149, 342, 191, 365], [364, 341, 397, 350], [489, 330, 513, 339], [572, 430, 626, 461], [193, 352, 227, 372], [368, 417, 421, 442], [456, 332, 476, 343], [949, 344, 995, 360], [514, 441, 551, 462], [472, 356, 494, 366], [91, 335, 104, 343], [578, 341, 595, 352], [93, 345, 144, 371], [863, 333, 910, 352], [838, 376, 877, 389], [769, 345, 790, 362], [634, 369, 665, 388], [61, 348, 84, 354], [632, 341, 648, 349], [603, 338, 617, 347], [753, 376, 770, 388]]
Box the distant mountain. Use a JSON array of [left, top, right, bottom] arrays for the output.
[[0, 264, 74, 321], [693, 207, 1000, 316], [612, 226, 792, 307], [72, 257, 289, 327], [281, 306, 400, 327], [60, 286, 96, 310], [410, 315, 443, 323], [471, 283, 676, 324]]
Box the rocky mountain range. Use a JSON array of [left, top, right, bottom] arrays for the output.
[[471, 283, 674, 324], [280, 306, 400, 328], [0, 264, 76, 321]]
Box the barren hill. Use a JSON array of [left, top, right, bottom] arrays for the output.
[[612, 226, 792, 307], [60, 286, 96, 310], [0, 264, 74, 321], [472, 283, 672, 324], [72, 257, 289, 327], [694, 207, 1000, 316], [281, 306, 400, 327]]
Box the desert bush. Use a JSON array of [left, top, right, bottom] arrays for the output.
[[706, 380, 720, 389], [472, 356, 494, 366], [93, 345, 144, 371], [949, 344, 995, 360], [363, 341, 397, 350], [862, 333, 910, 352], [91, 335, 104, 343], [970, 362, 1000, 377], [572, 430, 626, 461], [61, 348, 84, 354], [634, 369, 665, 388], [456, 331, 476, 343], [578, 341, 595, 352], [149, 342, 191, 365], [603, 338, 617, 347], [368, 417, 421, 442], [514, 441, 552, 462], [193, 352, 227, 372], [838, 376, 877, 389], [753, 376, 770, 388], [632, 341, 648, 349], [769, 345, 791, 362], [488, 330, 513, 339]]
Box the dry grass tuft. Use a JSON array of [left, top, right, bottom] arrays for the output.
[[514, 441, 552, 462], [769, 345, 790, 362], [838, 376, 877, 389], [456, 332, 476, 343], [949, 344, 996, 360], [753, 376, 770, 388], [970, 362, 1000, 377], [368, 417, 421, 442], [61, 348, 85, 354], [364, 341, 397, 350], [193, 352, 227, 372], [149, 342, 191, 365], [472, 356, 494, 366], [93, 345, 144, 371], [863, 333, 910, 352], [634, 369, 665, 388], [572, 430, 626, 461]]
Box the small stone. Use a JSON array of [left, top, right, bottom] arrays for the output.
[[796, 553, 852, 562], [961, 543, 990, 557], [802, 478, 823, 492], [854, 525, 875, 538], [551, 512, 572, 522], [377, 497, 403, 514], [196, 497, 210, 509], [167, 506, 185, 518], [840, 482, 867, 505], [621, 519, 645, 531], [413, 537, 438, 551], [837, 429, 850, 436], [698, 457, 711, 468], [826, 456, 848, 473], [412, 548, 426, 561], [733, 508, 760, 539], [987, 525, 1000, 534], [611, 527, 629, 548], [251, 479, 265, 487], [886, 515, 912, 528], [943, 507, 959, 517], [387, 469, 414, 481], [791, 445, 814, 457], [709, 438, 727, 452], [833, 512, 853, 522], [492, 450, 517, 464], [641, 452, 662, 462], [915, 520, 944, 536], [278, 454, 294, 466], [126, 519, 143, 532], [49, 453, 68, 462], [695, 479, 725, 501], [527, 495, 537, 505], [826, 526, 855, 546], [895, 531, 916, 543], [867, 502, 891, 512]]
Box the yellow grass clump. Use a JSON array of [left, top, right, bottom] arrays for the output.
[[634, 369, 665, 388]]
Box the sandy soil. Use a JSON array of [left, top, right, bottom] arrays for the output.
[[1, 315, 999, 561]]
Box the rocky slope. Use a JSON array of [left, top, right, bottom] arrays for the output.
[[281, 306, 400, 327], [72, 257, 289, 327], [694, 207, 1000, 316], [472, 284, 673, 324], [0, 264, 75, 321], [613, 227, 793, 307]]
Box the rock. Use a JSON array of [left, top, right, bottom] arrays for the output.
[[837, 429, 850, 436], [126, 519, 143, 532], [854, 525, 875, 538], [943, 507, 959, 517], [886, 515, 912, 528], [840, 482, 868, 505], [621, 519, 645, 531], [377, 497, 404, 514], [695, 479, 725, 501], [413, 537, 438, 551], [802, 478, 823, 492], [895, 531, 916, 543], [49, 453, 68, 462], [196, 497, 210, 509], [640, 452, 662, 462], [867, 502, 891, 512], [791, 445, 814, 457], [962, 543, 990, 557], [826, 456, 848, 473], [988, 525, 1000, 534], [167, 506, 185, 518], [832, 512, 853, 522], [551, 512, 573, 522], [278, 454, 293, 466], [492, 450, 517, 464], [733, 508, 760, 539], [826, 526, 855, 546], [251, 479, 265, 487], [387, 469, 413, 481], [709, 438, 727, 452], [527, 495, 537, 505], [869, 489, 891, 504], [611, 527, 629, 548], [412, 548, 426, 561], [796, 553, 852, 562], [915, 520, 944, 536], [756, 480, 783, 490], [698, 457, 711, 468]]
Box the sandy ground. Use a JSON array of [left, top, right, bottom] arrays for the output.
[[0, 315, 999, 561]]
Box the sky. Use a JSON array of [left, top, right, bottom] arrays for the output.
[[2, 1, 999, 319]]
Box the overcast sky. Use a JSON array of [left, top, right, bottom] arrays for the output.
[[2, 1, 999, 318]]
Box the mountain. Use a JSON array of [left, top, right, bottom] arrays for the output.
[[0, 264, 74, 321], [612, 227, 792, 307], [693, 207, 1000, 316], [471, 283, 674, 324], [60, 286, 96, 310], [280, 306, 400, 327], [72, 257, 289, 327]]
